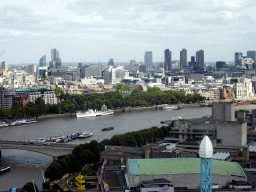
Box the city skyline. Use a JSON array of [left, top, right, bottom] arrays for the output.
[[0, 0, 256, 64]]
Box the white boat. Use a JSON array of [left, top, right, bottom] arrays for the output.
[[37, 138, 45, 143], [76, 109, 114, 118], [10, 121, 22, 126], [23, 119, 37, 124], [161, 104, 178, 110], [78, 132, 93, 138], [101, 110, 114, 116], [0, 122, 8, 127]]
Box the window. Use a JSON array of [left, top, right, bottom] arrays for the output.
[[217, 139, 222, 144]]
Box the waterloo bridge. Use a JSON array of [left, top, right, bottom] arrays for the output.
[[0, 139, 79, 159]]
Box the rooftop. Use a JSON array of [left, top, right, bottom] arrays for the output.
[[15, 87, 52, 92], [128, 158, 246, 178]]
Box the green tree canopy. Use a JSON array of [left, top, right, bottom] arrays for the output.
[[20, 182, 38, 192]]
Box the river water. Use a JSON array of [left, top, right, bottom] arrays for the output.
[[0, 105, 255, 190]]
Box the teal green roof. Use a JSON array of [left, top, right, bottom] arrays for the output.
[[128, 158, 246, 178], [15, 87, 52, 92]]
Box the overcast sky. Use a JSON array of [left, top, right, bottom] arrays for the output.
[[0, 0, 256, 64]]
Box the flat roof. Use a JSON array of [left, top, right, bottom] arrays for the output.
[[128, 158, 246, 178]]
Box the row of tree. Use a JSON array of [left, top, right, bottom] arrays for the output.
[[0, 86, 205, 119], [44, 140, 104, 181], [44, 123, 173, 181]]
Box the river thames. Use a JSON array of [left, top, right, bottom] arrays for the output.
[[0, 105, 255, 190]]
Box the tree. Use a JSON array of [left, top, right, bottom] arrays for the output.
[[20, 182, 38, 192], [45, 161, 64, 180], [54, 87, 64, 94]]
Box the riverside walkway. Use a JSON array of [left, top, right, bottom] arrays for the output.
[[0, 139, 78, 157]]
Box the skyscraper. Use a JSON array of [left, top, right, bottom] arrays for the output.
[[235, 52, 243, 68], [247, 50, 256, 61], [144, 51, 153, 69], [196, 50, 204, 72], [1, 61, 8, 71], [39, 55, 46, 67], [180, 48, 187, 68], [164, 49, 171, 71], [51, 49, 58, 62], [50, 48, 61, 69], [108, 59, 114, 66]]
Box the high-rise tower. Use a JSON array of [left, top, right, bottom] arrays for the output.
[[196, 50, 204, 72], [247, 50, 256, 61], [39, 55, 46, 67], [164, 49, 171, 71], [144, 51, 153, 69], [235, 52, 243, 69], [180, 48, 187, 68]]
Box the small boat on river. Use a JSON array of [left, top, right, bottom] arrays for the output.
[[102, 127, 114, 131], [0, 165, 10, 173]]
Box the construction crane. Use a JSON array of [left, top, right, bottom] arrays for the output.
[[0, 51, 5, 56]]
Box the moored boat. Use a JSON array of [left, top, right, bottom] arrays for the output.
[[0, 122, 8, 127], [0, 165, 10, 173], [102, 126, 114, 131], [78, 132, 93, 138], [76, 109, 114, 118]]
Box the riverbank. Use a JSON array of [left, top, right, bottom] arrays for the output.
[[36, 103, 204, 120]]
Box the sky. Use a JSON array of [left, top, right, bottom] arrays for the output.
[[0, 0, 256, 64]]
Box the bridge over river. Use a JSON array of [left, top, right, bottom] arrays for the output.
[[0, 140, 79, 158]]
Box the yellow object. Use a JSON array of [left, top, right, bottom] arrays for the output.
[[75, 175, 85, 190], [66, 180, 69, 186], [63, 188, 69, 191]]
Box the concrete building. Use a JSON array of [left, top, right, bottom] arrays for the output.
[[180, 48, 187, 68], [144, 51, 153, 69], [235, 52, 243, 69], [216, 61, 226, 69], [0, 87, 15, 109], [39, 55, 46, 67], [170, 117, 247, 147], [196, 50, 204, 72], [1, 61, 8, 72], [15, 87, 57, 105], [103, 66, 129, 85], [164, 49, 171, 71], [212, 102, 235, 121], [27, 64, 37, 75], [84, 65, 103, 78]]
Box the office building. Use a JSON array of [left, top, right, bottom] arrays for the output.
[[51, 48, 59, 62], [247, 50, 256, 61], [15, 87, 57, 105], [164, 49, 171, 71], [180, 48, 187, 68], [216, 61, 226, 69], [235, 52, 243, 68], [108, 59, 114, 66], [196, 50, 204, 72], [144, 51, 153, 69], [1, 61, 8, 72], [84, 65, 103, 78], [39, 55, 46, 67], [27, 64, 37, 75], [139, 65, 146, 73], [0, 87, 15, 110]]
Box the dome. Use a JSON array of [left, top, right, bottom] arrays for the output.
[[199, 136, 213, 158]]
